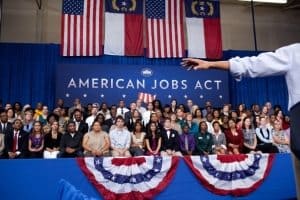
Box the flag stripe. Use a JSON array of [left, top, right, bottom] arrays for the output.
[[76, 16, 80, 55], [67, 15, 72, 56], [61, 14, 68, 56], [124, 14, 143, 56], [82, 0, 87, 56], [153, 20, 158, 58], [91, 0, 96, 55], [178, 0, 184, 57], [147, 20, 153, 58], [95, 0, 100, 55], [165, 14, 170, 57], [170, 0, 176, 57], [186, 18, 206, 58], [104, 13, 125, 55], [70, 15, 74, 56], [80, 12, 83, 56], [204, 18, 222, 59], [157, 20, 162, 57], [88, 0, 93, 56]]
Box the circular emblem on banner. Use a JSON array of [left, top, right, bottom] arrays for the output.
[[141, 68, 153, 77]]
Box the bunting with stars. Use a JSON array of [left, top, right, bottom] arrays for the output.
[[77, 156, 179, 200], [184, 154, 274, 196]]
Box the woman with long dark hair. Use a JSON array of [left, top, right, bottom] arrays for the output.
[[28, 121, 44, 158], [145, 122, 161, 156], [130, 121, 146, 156]]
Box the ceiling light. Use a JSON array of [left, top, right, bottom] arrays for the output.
[[239, 0, 287, 4]]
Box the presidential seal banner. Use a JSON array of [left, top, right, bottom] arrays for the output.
[[184, 154, 274, 196], [55, 64, 229, 107], [77, 156, 179, 200]]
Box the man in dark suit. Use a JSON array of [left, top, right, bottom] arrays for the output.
[[124, 102, 142, 131], [0, 110, 13, 134], [5, 119, 29, 159], [160, 118, 182, 156], [72, 109, 88, 135], [105, 105, 117, 130], [59, 121, 83, 158]]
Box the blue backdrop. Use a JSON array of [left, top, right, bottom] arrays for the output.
[[56, 64, 229, 107], [0, 43, 288, 112], [0, 154, 296, 200]]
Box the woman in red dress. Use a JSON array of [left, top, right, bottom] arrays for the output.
[[225, 118, 244, 154]]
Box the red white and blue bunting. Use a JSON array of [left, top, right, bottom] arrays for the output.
[[184, 154, 274, 196], [77, 156, 179, 200]]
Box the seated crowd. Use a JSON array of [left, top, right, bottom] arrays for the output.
[[0, 98, 291, 159]]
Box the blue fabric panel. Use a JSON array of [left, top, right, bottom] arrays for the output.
[[0, 154, 296, 200]]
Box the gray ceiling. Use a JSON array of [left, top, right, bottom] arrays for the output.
[[222, 0, 300, 9]]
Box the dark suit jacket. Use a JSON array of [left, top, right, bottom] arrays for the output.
[[160, 128, 180, 152], [5, 129, 29, 158], [0, 122, 13, 135], [59, 131, 83, 157], [105, 117, 116, 130], [70, 120, 88, 135], [124, 111, 133, 127], [124, 111, 142, 131], [78, 121, 88, 135]]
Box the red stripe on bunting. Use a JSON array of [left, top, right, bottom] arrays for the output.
[[111, 157, 146, 166], [216, 154, 248, 163]]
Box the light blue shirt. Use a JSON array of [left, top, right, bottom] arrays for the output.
[[229, 43, 300, 110], [109, 128, 131, 149]]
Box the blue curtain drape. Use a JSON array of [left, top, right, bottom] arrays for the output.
[[223, 50, 288, 113], [0, 43, 288, 113]]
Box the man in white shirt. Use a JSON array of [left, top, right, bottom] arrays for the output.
[[109, 116, 131, 157], [182, 43, 300, 199], [136, 99, 146, 115], [85, 103, 99, 130], [142, 102, 154, 126], [116, 100, 129, 118]]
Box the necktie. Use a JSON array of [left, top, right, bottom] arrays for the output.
[[76, 122, 79, 131], [13, 131, 18, 152], [185, 135, 189, 151], [121, 108, 124, 115]]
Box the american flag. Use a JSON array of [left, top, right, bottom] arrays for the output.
[[145, 0, 185, 58], [138, 92, 156, 104], [61, 0, 103, 56]]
